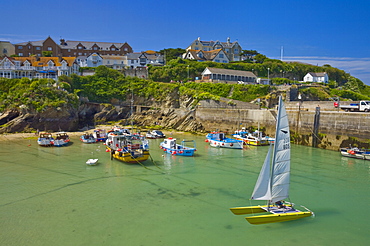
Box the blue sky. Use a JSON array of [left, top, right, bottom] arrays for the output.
[[2, 0, 370, 84]]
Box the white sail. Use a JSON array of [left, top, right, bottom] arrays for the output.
[[251, 144, 272, 200], [271, 96, 290, 203]]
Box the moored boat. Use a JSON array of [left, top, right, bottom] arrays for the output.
[[53, 132, 70, 147], [92, 129, 108, 142], [160, 137, 196, 156], [105, 132, 150, 163], [80, 133, 97, 143], [230, 96, 314, 225], [233, 129, 273, 146], [37, 132, 54, 147], [206, 132, 243, 149], [150, 130, 166, 138], [86, 159, 99, 165], [340, 147, 370, 160]]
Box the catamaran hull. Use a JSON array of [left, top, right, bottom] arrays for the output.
[[245, 211, 313, 225]]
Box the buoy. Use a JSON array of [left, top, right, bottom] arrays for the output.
[[230, 143, 233, 146]]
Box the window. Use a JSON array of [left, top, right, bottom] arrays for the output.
[[19, 53, 23, 56], [28, 46, 31, 49], [219, 54, 224, 58], [48, 47, 52, 51], [124, 48, 128, 51], [94, 47, 98, 50], [78, 46, 83, 50], [36, 47, 41, 50], [234, 48, 239, 53], [18, 46, 23, 49]]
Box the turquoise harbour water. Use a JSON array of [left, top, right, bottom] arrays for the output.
[[0, 133, 369, 246]]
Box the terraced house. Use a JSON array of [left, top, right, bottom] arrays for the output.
[[14, 36, 133, 57], [0, 56, 79, 80]]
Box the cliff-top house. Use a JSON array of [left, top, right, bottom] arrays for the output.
[[183, 37, 242, 62]]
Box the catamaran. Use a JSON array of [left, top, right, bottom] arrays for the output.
[[230, 96, 314, 225]]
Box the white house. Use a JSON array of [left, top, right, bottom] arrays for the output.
[[85, 53, 103, 67], [303, 72, 329, 83], [101, 55, 126, 70]]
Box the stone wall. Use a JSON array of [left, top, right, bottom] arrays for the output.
[[194, 107, 370, 150]]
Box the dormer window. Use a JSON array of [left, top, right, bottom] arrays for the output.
[[78, 46, 83, 50]]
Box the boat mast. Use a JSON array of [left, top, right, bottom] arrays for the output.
[[269, 96, 283, 207]]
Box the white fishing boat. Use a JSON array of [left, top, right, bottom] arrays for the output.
[[53, 132, 70, 147], [230, 96, 314, 225], [86, 159, 99, 165], [205, 131, 243, 149], [37, 132, 54, 147]]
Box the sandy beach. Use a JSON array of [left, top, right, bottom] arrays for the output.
[[0, 126, 192, 142]]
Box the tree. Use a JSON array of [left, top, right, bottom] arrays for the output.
[[240, 50, 259, 62], [159, 48, 186, 64], [42, 51, 53, 57], [254, 54, 268, 63]]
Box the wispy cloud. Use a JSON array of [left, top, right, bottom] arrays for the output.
[[0, 34, 47, 43], [278, 56, 370, 85]]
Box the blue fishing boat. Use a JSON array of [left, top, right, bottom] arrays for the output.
[[53, 132, 70, 147], [80, 133, 97, 143], [92, 129, 108, 142], [205, 132, 243, 149], [160, 137, 196, 156]]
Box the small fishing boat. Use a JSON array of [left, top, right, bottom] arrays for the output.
[[86, 159, 99, 165], [230, 96, 314, 225], [149, 130, 166, 138], [340, 146, 370, 160], [160, 137, 196, 156], [105, 132, 150, 163], [92, 129, 108, 142], [233, 129, 273, 146], [53, 132, 70, 147], [205, 132, 243, 149], [37, 132, 54, 147], [80, 133, 97, 143], [145, 131, 157, 139]]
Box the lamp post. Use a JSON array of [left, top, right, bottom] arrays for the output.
[[267, 68, 270, 85]]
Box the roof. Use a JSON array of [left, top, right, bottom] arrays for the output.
[[10, 56, 76, 67], [101, 55, 126, 60], [203, 67, 256, 77], [61, 40, 128, 50], [308, 72, 327, 77], [186, 49, 226, 61]]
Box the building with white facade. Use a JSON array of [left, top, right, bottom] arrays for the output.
[[0, 56, 79, 80], [303, 72, 329, 83]]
